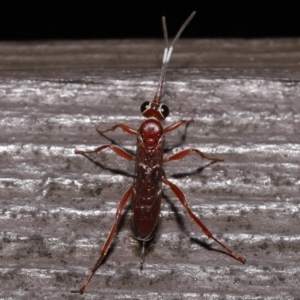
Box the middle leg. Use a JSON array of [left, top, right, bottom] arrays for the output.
[[163, 148, 223, 163], [75, 144, 136, 161]]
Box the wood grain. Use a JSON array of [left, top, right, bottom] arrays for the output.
[[0, 39, 300, 299]]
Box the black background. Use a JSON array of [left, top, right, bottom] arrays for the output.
[[1, 1, 299, 40]]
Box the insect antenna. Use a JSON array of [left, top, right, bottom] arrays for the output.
[[153, 11, 196, 105]]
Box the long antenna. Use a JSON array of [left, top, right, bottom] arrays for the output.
[[153, 11, 196, 105]]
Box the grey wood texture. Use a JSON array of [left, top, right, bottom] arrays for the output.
[[0, 39, 300, 299]]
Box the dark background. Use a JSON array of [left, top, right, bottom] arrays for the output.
[[1, 1, 300, 40]]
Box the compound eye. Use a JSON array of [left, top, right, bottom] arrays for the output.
[[140, 101, 151, 113], [160, 104, 169, 118]]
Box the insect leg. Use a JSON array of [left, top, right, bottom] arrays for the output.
[[162, 176, 246, 264], [75, 144, 136, 161], [164, 119, 193, 133], [72, 186, 134, 294], [163, 148, 223, 163], [96, 124, 137, 136]]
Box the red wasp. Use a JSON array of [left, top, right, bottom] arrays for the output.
[[73, 11, 245, 294]]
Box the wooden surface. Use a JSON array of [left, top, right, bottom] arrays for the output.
[[0, 39, 300, 299]]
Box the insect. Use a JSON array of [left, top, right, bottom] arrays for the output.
[[72, 11, 245, 294]]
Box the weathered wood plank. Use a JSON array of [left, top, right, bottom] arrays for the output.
[[0, 40, 299, 299]]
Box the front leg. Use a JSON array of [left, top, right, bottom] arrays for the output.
[[164, 119, 193, 133]]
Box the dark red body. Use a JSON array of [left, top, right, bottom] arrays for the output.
[[73, 12, 245, 295], [132, 118, 165, 240]]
